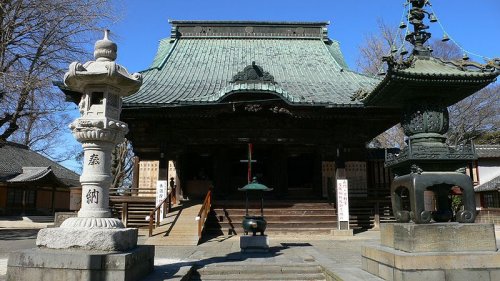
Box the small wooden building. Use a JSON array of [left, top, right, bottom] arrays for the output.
[[473, 145, 500, 208], [0, 141, 80, 215]]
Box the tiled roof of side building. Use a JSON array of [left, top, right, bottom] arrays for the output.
[[0, 141, 80, 187], [476, 145, 500, 158], [124, 21, 380, 107], [475, 174, 500, 192]]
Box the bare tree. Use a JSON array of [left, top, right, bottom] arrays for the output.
[[356, 19, 402, 76], [447, 84, 500, 146], [369, 124, 406, 149], [111, 139, 135, 192], [0, 0, 117, 161], [358, 19, 499, 148]]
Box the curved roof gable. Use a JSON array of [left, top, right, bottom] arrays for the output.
[[123, 21, 380, 108]]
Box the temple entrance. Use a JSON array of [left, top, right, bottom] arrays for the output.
[[179, 144, 321, 200], [228, 144, 273, 195], [287, 153, 315, 198]]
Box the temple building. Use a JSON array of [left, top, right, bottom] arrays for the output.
[[59, 19, 498, 231], [120, 21, 400, 202]]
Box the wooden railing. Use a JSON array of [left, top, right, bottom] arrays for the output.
[[110, 187, 157, 197], [147, 187, 176, 237], [196, 189, 212, 239]]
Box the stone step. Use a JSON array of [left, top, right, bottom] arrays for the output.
[[205, 227, 334, 236], [214, 201, 334, 209], [190, 273, 326, 281], [197, 264, 323, 273], [214, 209, 336, 216], [190, 264, 326, 281], [210, 215, 336, 222], [211, 221, 337, 229]]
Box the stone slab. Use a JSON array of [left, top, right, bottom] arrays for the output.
[[240, 235, 269, 252], [36, 227, 138, 251], [362, 243, 500, 280], [52, 212, 77, 227], [380, 223, 497, 253], [362, 244, 500, 270], [332, 229, 354, 236], [7, 246, 154, 281]]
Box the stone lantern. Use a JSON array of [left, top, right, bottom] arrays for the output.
[[7, 31, 154, 281], [360, 1, 500, 279], [39, 29, 142, 244], [59, 30, 142, 226]]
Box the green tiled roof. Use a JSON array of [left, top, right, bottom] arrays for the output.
[[363, 56, 499, 107], [124, 23, 379, 107]]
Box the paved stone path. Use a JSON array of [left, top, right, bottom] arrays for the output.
[[2, 225, 499, 280], [142, 232, 383, 280]]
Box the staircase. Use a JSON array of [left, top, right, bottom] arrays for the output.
[[349, 199, 395, 230], [109, 196, 156, 228], [189, 263, 327, 281], [145, 201, 202, 246], [205, 200, 337, 237]]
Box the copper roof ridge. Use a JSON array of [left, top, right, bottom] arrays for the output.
[[169, 20, 330, 26]]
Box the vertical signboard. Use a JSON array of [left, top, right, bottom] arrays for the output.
[[156, 180, 168, 223], [336, 179, 350, 230], [138, 161, 159, 197]]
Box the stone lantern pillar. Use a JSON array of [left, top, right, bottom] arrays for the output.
[[59, 30, 142, 228], [36, 30, 142, 246], [7, 31, 154, 281]]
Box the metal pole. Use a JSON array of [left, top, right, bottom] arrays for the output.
[[245, 192, 249, 216], [261, 192, 264, 217]]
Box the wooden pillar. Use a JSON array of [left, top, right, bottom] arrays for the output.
[[131, 156, 139, 196], [313, 149, 322, 197], [21, 189, 26, 215], [51, 186, 56, 215], [214, 147, 229, 198], [271, 145, 286, 198]]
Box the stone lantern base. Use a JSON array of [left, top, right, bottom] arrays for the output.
[[7, 246, 154, 281], [7, 224, 155, 280], [36, 227, 139, 251], [361, 223, 500, 280]]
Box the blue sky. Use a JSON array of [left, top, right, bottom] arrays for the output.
[[60, 0, 499, 171], [108, 0, 499, 73]]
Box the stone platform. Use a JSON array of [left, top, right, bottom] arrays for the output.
[[362, 223, 500, 281], [7, 245, 154, 281]]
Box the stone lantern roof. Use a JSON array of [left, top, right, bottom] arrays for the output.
[[63, 30, 142, 96]]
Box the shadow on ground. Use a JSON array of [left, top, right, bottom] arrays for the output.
[[0, 229, 39, 240], [142, 244, 286, 281]]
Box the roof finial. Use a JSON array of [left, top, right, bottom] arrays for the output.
[[405, 0, 436, 57], [94, 29, 117, 61]]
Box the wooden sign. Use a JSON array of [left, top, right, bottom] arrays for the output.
[[336, 179, 350, 229]]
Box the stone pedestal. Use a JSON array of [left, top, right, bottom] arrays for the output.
[[7, 246, 154, 281], [240, 235, 269, 252], [362, 223, 500, 281], [36, 227, 138, 251]]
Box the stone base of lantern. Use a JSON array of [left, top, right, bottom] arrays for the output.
[[361, 223, 500, 280], [7, 245, 154, 281], [36, 227, 138, 251]]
